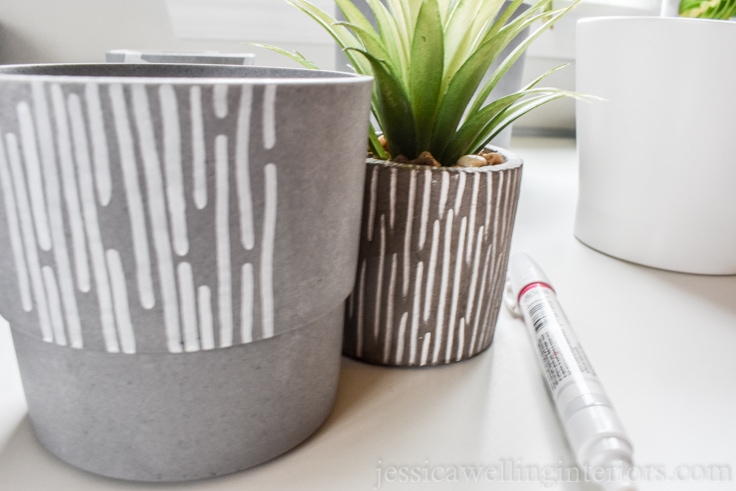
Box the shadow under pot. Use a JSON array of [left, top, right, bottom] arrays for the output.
[[344, 148, 523, 366], [0, 63, 373, 481]]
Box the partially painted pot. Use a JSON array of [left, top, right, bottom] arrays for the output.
[[0, 63, 372, 481], [344, 149, 523, 366]]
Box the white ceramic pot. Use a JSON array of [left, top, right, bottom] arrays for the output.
[[575, 16, 736, 274]]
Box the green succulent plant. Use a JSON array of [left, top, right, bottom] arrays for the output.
[[680, 0, 736, 19], [264, 0, 580, 166]]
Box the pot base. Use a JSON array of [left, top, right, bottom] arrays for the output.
[[11, 304, 344, 482]]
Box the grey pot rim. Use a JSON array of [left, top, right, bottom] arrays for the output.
[[0, 63, 374, 86], [366, 145, 523, 174]]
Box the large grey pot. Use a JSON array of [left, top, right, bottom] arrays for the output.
[[0, 64, 372, 481], [344, 149, 523, 366]]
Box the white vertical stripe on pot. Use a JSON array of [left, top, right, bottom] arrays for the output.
[[418, 169, 431, 250], [438, 172, 449, 220], [445, 215, 467, 362], [131, 85, 181, 354], [33, 84, 83, 348], [109, 84, 155, 309], [84, 83, 112, 206], [484, 171, 494, 241], [0, 132, 32, 311], [236, 85, 255, 250], [215, 134, 233, 348], [471, 247, 493, 354], [423, 219, 440, 322], [409, 260, 424, 365], [241, 262, 254, 343], [261, 162, 278, 339], [466, 173, 479, 265], [432, 209, 454, 365], [5, 133, 52, 341], [198, 285, 215, 350], [389, 168, 397, 230], [453, 172, 466, 216], [262, 85, 277, 150], [366, 165, 378, 242], [456, 318, 466, 362], [402, 169, 416, 297], [41, 266, 67, 346], [356, 259, 366, 357], [213, 84, 228, 119], [420, 332, 431, 366], [395, 311, 409, 365], [190, 86, 207, 210], [465, 225, 485, 327], [177, 261, 199, 352], [159, 84, 189, 257], [106, 249, 136, 354], [16, 102, 51, 251], [373, 214, 386, 339], [382, 252, 397, 364], [69, 93, 120, 353]]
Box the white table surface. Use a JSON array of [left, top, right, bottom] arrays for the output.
[[1, 136, 734, 490]]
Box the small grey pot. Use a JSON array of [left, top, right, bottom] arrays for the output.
[[105, 49, 256, 65], [0, 63, 372, 481], [343, 148, 523, 367]]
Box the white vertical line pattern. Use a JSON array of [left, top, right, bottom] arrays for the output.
[[131, 85, 181, 353], [409, 261, 424, 365], [84, 83, 112, 206], [466, 173, 479, 265], [367, 165, 378, 242], [177, 261, 199, 352], [33, 83, 83, 348], [42, 266, 67, 346], [420, 332, 432, 366], [16, 102, 52, 251], [453, 171, 466, 216], [213, 84, 229, 119], [456, 318, 466, 362], [432, 209, 453, 364], [261, 163, 278, 339], [484, 172, 493, 241], [215, 134, 233, 347], [0, 133, 32, 311], [106, 249, 136, 354], [159, 84, 189, 256], [52, 85, 90, 294], [190, 86, 207, 210], [389, 168, 397, 230], [423, 220, 440, 322], [395, 311, 408, 365], [6, 133, 52, 342], [241, 262, 254, 343], [109, 84, 155, 309], [383, 253, 397, 363], [198, 285, 215, 350], [465, 225, 485, 325], [374, 214, 386, 338], [418, 169, 431, 250], [236, 85, 255, 250], [438, 172, 449, 220], [69, 94, 120, 353], [356, 259, 366, 357], [402, 169, 416, 297], [445, 215, 467, 362], [263, 85, 277, 150], [472, 247, 493, 353]]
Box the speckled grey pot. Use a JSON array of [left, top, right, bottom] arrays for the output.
[[344, 149, 523, 366], [0, 63, 372, 481]]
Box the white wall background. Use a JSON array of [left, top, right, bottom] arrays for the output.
[[0, 0, 659, 134]]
